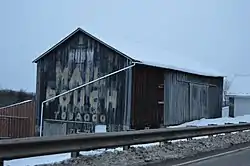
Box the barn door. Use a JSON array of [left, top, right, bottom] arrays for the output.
[[190, 83, 209, 120], [157, 84, 164, 127]]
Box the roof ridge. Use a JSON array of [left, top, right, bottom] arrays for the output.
[[32, 27, 136, 63]]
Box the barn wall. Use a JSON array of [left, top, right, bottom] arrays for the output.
[[131, 65, 223, 129], [234, 97, 250, 117], [36, 31, 131, 135], [131, 65, 165, 130], [164, 70, 223, 126]]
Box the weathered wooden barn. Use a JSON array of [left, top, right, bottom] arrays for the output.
[[33, 28, 224, 136]]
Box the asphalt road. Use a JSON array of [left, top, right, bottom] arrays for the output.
[[144, 143, 250, 166], [179, 147, 250, 166]]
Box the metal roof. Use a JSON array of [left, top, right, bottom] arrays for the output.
[[32, 27, 223, 78], [32, 27, 136, 63]]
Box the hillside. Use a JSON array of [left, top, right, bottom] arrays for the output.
[[0, 89, 35, 107]]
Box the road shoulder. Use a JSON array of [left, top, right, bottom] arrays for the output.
[[137, 142, 250, 166]]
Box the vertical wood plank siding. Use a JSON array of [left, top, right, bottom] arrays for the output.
[[164, 70, 223, 126], [36, 31, 131, 135], [0, 100, 36, 138], [131, 65, 222, 129], [131, 65, 165, 129]]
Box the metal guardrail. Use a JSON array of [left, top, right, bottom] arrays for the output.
[[1, 123, 250, 166]]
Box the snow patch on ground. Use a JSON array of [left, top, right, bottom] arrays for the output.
[[5, 154, 71, 166], [169, 114, 250, 128]]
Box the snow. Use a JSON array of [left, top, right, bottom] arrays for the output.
[[123, 46, 224, 77], [4, 154, 71, 166], [5, 115, 250, 166], [227, 93, 250, 98], [134, 58, 223, 77], [169, 115, 250, 128], [83, 30, 224, 78]]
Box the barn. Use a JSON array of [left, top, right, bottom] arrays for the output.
[[227, 75, 250, 117], [33, 28, 224, 136]]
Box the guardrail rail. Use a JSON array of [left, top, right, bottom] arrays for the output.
[[1, 123, 250, 166]]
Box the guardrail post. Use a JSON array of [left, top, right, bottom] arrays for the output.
[[238, 122, 247, 132], [122, 129, 136, 150], [224, 123, 234, 135], [71, 151, 80, 158], [186, 125, 197, 140], [69, 129, 81, 158], [0, 159, 3, 166], [160, 140, 171, 146], [208, 124, 218, 137], [123, 145, 130, 150]]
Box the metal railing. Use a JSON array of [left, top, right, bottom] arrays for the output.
[[1, 123, 250, 165], [0, 100, 33, 110]]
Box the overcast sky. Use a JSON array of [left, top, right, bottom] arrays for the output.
[[0, 0, 249, 92]]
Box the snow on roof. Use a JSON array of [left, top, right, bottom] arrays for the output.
[[116, 43, 224, 77], [228, 75, 250, 95], [227, 94, 250, 98], [33, 28, 224, 77], [135, 57, 223, 77]]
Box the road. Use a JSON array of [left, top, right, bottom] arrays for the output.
[[145, 144, 250, 166], [175, 147, 250, 166]]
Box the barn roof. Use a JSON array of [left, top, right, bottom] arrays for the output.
[[32, 28, 136, 63], [33, 27, 224, 77]]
